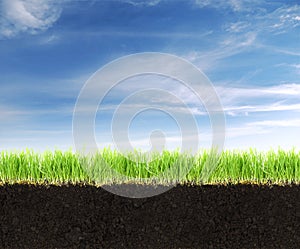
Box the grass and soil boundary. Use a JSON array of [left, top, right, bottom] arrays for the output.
[[0, 148, 299, 248]]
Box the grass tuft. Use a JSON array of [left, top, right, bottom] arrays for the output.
[[0, 147, 299, 185]]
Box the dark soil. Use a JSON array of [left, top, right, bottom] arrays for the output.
[[0, 183, 299, 249]]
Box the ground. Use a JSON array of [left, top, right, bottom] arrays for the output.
[[0, 183, 299, 248]]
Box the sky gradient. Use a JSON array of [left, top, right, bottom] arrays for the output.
[[0, 0, 300, 152]]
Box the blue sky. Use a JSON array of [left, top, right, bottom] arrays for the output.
[[0, 0, 300, 152]]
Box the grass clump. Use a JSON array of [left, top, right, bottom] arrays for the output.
[[0, 147, 299, 185]]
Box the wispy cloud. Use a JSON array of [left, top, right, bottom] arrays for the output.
[[185, 3, 300, 73], [80, 76, 300, 117], [224, 4, 300, 35], [224, 102, 300, 116], [193, 0, 262, 12], [0, 105, 27, 123], [215, 83, 300, 115], [185, 31, 257, 71], [121, 0, 161, 7], [268, 5, 300, 33], [0, 0, 166, 39], [247, 119, 300, 128], [216, 83, 300, 100], [38, 34, 60, 44], [0, 0, 64, 38], [68, 30, 213, 39], [225, 21, 249, 33], [275, 63, 300, 74], [0, 102, 72, 123], [164, 83, 300, 116], [273, 48, 300, 57], [290, 64, 300, 74]]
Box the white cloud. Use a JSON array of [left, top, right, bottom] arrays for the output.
[[247, 119, 300, 128], [165, 83, 300, 116], [0, 0, 165, 39], [224, 102, 300, 115], [0, 105, 28, 122], [273, 48, 300, 57], [0, 0, 64, 38], [225, 21, 249, 33], [216, 83, 300, 101], [226, 126, 269, 138], [291, 64, 300, 74], [213, 83, 300, 115], [75, 30, 213, 39], [261, 5, 300, 33], [0, 103, 72, 123], [121, 0, 161, 6], [292, 64, 300, 69], [39, 34, 60, 44], [185, 31, 257, 71], [81, 78, 300, 117], [276, 63, 300, 74], [193, 0, 263, 12], [222, 4, 300, 38]]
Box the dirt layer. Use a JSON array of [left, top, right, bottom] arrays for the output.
[[0, 183, 299, 249]]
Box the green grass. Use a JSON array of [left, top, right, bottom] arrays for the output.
[[0, 147, 299, 185]]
